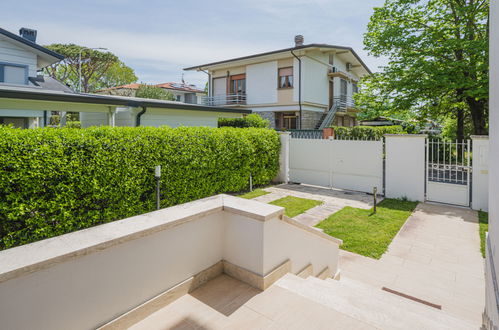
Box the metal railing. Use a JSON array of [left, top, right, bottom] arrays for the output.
[[318, 96, 355, 129], [201, 93, 247, 106], [427, 139, 471, 185], [286, 129, 324, 139]]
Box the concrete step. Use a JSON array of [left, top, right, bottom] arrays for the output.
[[275, 274, 473, 330]]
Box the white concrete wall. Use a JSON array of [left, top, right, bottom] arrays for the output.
[[0, 38, 37, 77], [246, 61, 278, 104], [485, 1, 499, 327], [0, 195, 341, 330], [302, 51, 329, 106], [275, 132, 290, 183], [289, 138, 383, 193], [385, 135, 426, 201], [472, 136, 489, 211]]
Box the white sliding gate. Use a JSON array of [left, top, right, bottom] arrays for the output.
[[289, 138, 383, 193], [426, 139, 471, 206]]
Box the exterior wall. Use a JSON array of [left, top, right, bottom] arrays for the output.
[[385, 135, 426, 201], [301, 110, 323, 129], [80, 108, 242, 128], [0, 38, 37, 77], [484, 1, 499, 328], [0, 195, 341, 330], [246, 61, 278, 104], [212, 77, 227, 96], [472, 136, 489, 211], [301, 51, 329, 106], [258, 111, 275, 128]]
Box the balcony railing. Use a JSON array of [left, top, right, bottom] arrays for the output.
[[202, 93, 247, 106], [335, 95, 356, 112]]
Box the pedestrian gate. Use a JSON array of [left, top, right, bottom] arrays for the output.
[[426, 139, 471, 206]]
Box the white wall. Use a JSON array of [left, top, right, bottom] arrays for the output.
[[289, 138, 383, 193], [302, 51, 329, 106], [213, 77, 227, 96], [0, 38, 37, 77], [385, 135, 426, 201], [246, 61, 278, 104], [472, 136, 489, 211], [485, 0, 499, 327]]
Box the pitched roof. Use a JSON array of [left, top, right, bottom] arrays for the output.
[[98, 82, 204, 93], [184, 43, 371, 75], [0, 27, 64, 62]]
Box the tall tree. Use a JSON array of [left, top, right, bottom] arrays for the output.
[[43, 44, 137, 93], [357, 0, 489, 137]]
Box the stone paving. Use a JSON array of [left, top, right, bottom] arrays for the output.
[[339, 202, 485, 326], [253, 183, 380, 226]]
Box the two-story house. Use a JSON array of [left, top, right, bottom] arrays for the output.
[[185, 36, 371, 130], [0, 27, 68, 128]]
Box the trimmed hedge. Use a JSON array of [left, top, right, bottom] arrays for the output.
[[333, 125, 405, 140], [0, 126, 280, 249], [218, 114, 269, 128]]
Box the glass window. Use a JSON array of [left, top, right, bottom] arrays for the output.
[[352, 83, 358, 94], [278, 67, 293, 88], [230, 75, 246, 94], [2, 65, 26, 85]]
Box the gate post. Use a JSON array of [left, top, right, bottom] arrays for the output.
[[471, 135, 489, 211], [385, 134, 427, 201], [274, 132, 290, 183]]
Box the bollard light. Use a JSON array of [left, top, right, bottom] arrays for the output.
[[155, 165, 161, 178]]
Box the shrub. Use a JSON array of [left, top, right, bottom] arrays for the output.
[[218, 114, 269, 128], [0, 126, 280, 249], [332, 125, 405, 140]]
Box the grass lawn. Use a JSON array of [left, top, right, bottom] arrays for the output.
[[315, 199, 418, 259], [479, 211, 488, 258], [269, 196, 323, 218], [238, 188, 270, 199]]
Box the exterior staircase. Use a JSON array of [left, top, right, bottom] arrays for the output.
[[273, 273, 474, 330]]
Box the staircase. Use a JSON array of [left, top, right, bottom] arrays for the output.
[[316, 97, 349, 130], [272, 273, 474, 330]]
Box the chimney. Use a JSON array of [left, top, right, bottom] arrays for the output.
[[19, 28, 37, 43], [294, 35, 304, 47]]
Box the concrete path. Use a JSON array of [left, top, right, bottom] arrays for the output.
[[339, 202, 485, 326], [254, 184, 380, 227]]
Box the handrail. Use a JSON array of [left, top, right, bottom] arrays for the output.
[[202, 93, 246, 106], [319, 96, 355, 129]]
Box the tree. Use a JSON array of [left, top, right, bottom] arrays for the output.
[[135, 84, 175, 101], [43, 44, 137, 93], [357, 0, 489, 137]]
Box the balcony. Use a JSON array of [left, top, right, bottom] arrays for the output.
[[327, 67, 358, 82], [202, 93, 247, 106], [334, 95, 356, 112]]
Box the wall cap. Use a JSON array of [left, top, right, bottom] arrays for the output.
[[384, 134, 428, 138], [470, 135, 489, 140]]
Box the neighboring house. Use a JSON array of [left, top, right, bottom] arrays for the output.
[[97, 82, 205, 104], [0, 27, 67, 128], [184, 35, 371, 130]]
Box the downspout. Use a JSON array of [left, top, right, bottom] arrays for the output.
[[291, 50, 302, 129], [135, 106, 146, 127]]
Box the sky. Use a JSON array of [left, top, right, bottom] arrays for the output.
[[2, 0, 387, 88]]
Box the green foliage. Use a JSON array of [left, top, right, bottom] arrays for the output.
[[43, 44, 137, 92], [358, 0, 489, 135], [269, 196, 323, 218], [332, 125, 405, 140], [218, 114, 270, 128], [238, 188, 270, 199], [441, 115, 474, 140], [135, 84, 175, 101], [479, 211, 488, 258], [0, 126, 280, 249], [316, 199, 418, 259]]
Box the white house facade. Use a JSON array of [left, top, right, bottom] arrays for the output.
[[0, 27, 66, 128], [185, 36, 371, 130]]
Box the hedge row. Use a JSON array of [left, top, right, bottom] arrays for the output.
[[218, 114, 269, 128], [333, 125, 405, 140], [0, 126, 280, 249]]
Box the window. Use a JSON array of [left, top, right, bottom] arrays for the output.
[[230, 74, 246, 94], [352, 83, 358, 94], [176, 95, 181, 102], [278, 67, 293, 89], [0, 64, 27, 85]]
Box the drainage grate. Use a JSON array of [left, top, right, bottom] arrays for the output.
[[381, 287, 442, 310]]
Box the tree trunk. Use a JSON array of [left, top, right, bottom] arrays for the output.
[[466, 97, 488, 135], [456, 108, 464, 141]]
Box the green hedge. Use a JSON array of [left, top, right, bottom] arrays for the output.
[[333, 125, 405, 140], [218, 114, 269, 128], [0, 126, 280, 249]]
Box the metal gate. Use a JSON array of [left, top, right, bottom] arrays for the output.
[[426, 139, 471, 206]]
